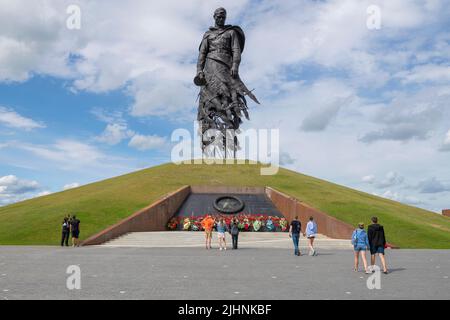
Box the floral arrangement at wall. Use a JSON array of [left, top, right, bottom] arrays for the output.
[[167, 214, 289, 232]]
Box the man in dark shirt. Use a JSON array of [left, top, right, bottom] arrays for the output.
[[61, 217, 70, 247], [289, 216, 302, 256], [70, 215, 81, 247], [367, 217, 388, 274], [229, 218, 240, 250]]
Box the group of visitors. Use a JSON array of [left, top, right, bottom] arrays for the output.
[[352, 216, 389, 274], [201, 215, 240, 250], [201, 214, 320, 256], [62, 211, 388, 274], [289, 216, 318, 256], [201, 215, 239, 250], [61, 214, 81, 247], [201, 213, 389, 274]]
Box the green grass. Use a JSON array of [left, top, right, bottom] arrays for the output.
[[1, 162, 449, 248]]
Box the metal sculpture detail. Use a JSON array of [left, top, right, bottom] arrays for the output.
[[195, 7, 259, 158]]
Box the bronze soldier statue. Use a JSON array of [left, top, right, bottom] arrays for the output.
[[195, 7, 259, 157]]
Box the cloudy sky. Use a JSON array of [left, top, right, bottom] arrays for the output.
[[0, 0, 449, 212]]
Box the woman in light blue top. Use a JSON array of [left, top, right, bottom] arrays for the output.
[[351, 223, 370, 274], [305, 216, 318, 256], [216, 218, 228, 251]]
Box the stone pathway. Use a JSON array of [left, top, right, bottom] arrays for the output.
[[102, 231, 352, 249]]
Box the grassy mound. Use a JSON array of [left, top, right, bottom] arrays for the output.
[[1, 162, 449, 248]]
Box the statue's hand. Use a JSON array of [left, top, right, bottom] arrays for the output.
[[231, 65, 239, 78], [197, 71, 205, 80]]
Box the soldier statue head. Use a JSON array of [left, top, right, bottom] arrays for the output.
[[213, 7, 227, 27]]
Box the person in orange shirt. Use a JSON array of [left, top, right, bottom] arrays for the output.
[[201, 215, 215, 249]]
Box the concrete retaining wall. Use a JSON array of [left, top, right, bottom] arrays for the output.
[[82, 185, 358, 245], [265, 187, 354, 239], [82, 186, 191, 246], [190, 186, 266, 194]]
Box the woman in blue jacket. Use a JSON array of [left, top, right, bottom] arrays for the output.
[[352, 223, 370, 274]]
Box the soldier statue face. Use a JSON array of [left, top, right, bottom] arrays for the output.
[[214, 8, 227, 27]]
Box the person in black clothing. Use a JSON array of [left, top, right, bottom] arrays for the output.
[[61, 217, 70, 247], [229, 217, 240, 249], [70, 215, 81, 247], [289, 216, 302, 256], [367, 216, 388, 274]]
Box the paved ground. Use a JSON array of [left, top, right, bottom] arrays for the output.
[[103, 232, 352, 249], [0, 246, 449, 300]]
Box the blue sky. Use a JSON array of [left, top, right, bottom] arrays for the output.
[[0, 0, 449, 212]]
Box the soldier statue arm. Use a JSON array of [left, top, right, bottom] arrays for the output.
[[197, 35, 209, 79], [230, 30, 241, 78]]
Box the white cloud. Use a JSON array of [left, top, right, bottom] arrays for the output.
[[300, 97, 347, 132], [19, 139, 104, 164], [417, 177, 450, 194], [1, 139, 141, 199], [90, 107, 125, 124], [33, 190, 52, 198], [14, 139, 134, 173], [362, 172, 404, 188], [63, 182, 80, 190], [359, 87, 449, 144], [378, 1, 427, 29], [1, 0, 441, 118], [0, 1, 75, 82], [0, 175, 39, 194], [128, 134, 166, 151], [95, 123, 134, 145], [439, 130, 450, 152], [0, 175, 44, 206], [0, 106, 45, 130], [397, 64, 450, 85], [362, 175, 375, 184], [127, 73, 197, 119], [280, 152, 296, 166], [377, 171, 405, 188], [376, 190, 424, 206]]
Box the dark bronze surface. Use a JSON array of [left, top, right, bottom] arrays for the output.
[[195, 8, 260, 157]]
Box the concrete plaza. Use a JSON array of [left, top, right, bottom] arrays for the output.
[[103, 231, 352, 249], [0, 235, 449, 300]]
